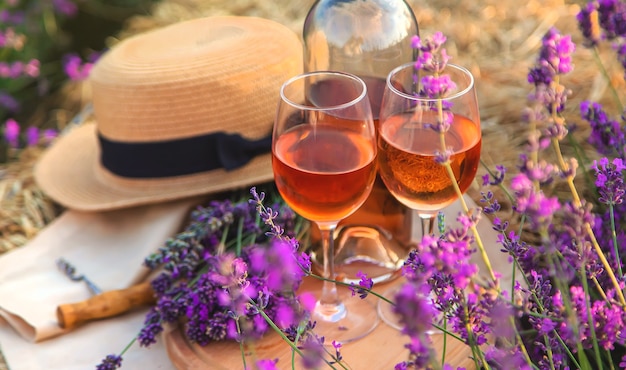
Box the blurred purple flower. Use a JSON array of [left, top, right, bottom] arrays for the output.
[[0, 9, 25, 25], [581, 100, 625, 156], [3, 118, 20, 148], [63, 53, 94, 81], [510, 173, 560, 228], [251, 359, 279, 370], [26, 126, 38, 146], [52, 0, 78, 16], [43, 129, 58, 144], [0, 91, 19, 112], [96, 354, 122, 370]]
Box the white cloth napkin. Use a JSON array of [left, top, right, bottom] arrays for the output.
[[0, 198, 201, 369]]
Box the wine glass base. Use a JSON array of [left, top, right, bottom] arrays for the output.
[[309, 224, 410, 284], [377, 285, 442, 335], [310, 285, 380, 345]]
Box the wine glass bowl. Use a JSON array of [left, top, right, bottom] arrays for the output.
[[377, 63, 481, 216], [376, 62, 481, 331], [272, 71, 380, 342]]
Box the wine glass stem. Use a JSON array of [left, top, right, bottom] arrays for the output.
[[419, 214, 435, 238], [316, 223, 347, 322]]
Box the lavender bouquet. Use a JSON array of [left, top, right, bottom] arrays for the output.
[[98, 185, 351, 370], [99, 1, 626, 369]]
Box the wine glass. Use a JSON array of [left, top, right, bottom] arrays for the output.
[[376, 62, 481, 331], [272, 71, 380, 343]]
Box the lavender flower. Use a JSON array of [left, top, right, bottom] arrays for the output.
[[52, 0, 78, 16], [411, 31, 449, 73], [528, 27, 575, 85], [482, 164, 506, 186], [581, 100, 626, 157], [3, 118, 19, 148], [509, 173, 560, 228], [593, 0, 626, 40], [96, 355, 122, 370], [251, 358, 280, 370], [593, 157, 626, 205], [63, 53, 96, 81], [410, 32, 457, 134], [25, 126, 38, 146], [349, 271, 373, 299], [578, 1, 603, 46], [0, 92, 19, 112], [393, 283, 435, 368]]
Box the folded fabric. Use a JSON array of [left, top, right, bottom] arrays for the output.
[[0, 309, 175, 370], [0, 197, 201, 343]]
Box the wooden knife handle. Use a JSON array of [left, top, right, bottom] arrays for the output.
[[57, 281, 156, 329]]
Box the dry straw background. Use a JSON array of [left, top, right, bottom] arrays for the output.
[[0, 0, 623, 366]]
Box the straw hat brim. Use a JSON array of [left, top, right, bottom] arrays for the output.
[[34, 122, 274, 211]]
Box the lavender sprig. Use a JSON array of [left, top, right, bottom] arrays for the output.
[[411, 32, 497, 285]]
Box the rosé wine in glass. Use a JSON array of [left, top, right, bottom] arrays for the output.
[[376, 62, 481, 332], [272, 71, 379, 344]]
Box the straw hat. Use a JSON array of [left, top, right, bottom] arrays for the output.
[[34, 16, 303, 211]]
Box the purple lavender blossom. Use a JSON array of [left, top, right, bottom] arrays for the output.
[[96, 354, 122, 370], [251, 358, 280, 370], [480, 191, 501, 215], [3, 118, 19, 148], [0, 60, 39, 79], [134, 189, 309, 362], [411, 31, 449, 73], [410, 31, 459, 139], [420, 74, 456, 99], [393, 283, 435, 368], [349, 271, 373, 299], [581, 100, 626, 157], [52, 0, 78, 16], [578, 1, 602, 46], [616, 42, 626, 79], [434, 148, 452, 165], [518, 154, 556, 185], [482, 164, 506, 186], [25, 126, 38, 146], [137, 308, 164, 347], [595, 0, 626, 40], [299, 336, 326, 369], [528, 27, 575, 86], [509, 173, 560, 229], [593, 157, 626, 204], [63, 53, 94, 81], [0, 91, 19, 112], [484, 346, 532, 370], [42, 129, 58, 144]]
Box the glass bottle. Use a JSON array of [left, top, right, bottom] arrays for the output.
[[303, 0, 419, 283]]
